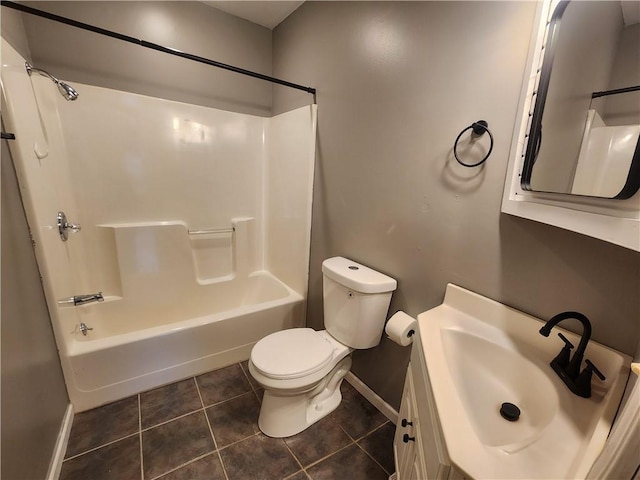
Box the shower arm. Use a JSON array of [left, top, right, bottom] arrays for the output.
[[25, 62, 58, 84], [25, 62, 79, 101]]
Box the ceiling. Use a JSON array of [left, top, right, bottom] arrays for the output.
[[204, 1, 639, 30], [202, 1, 305, 30]]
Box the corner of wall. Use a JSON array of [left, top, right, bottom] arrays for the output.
[[1, 7, 32, 61]]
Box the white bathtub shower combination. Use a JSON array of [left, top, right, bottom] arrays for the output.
[[1, 39, 317, 411]]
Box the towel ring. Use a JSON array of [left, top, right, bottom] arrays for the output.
[[453, 120, 494, 168]]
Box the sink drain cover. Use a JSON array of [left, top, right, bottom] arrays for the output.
[[500, 402, 521, 422]]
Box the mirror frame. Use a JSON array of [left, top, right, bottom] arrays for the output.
[[521, 0, 640, 200], [502, 0, 640, 252]]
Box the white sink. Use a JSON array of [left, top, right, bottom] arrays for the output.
[[417, 284, 631, 479]]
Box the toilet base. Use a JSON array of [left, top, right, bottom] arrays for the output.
[[257, 356, 352, 438]]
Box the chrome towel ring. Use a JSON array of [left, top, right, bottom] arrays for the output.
[[453, 120, 494, 167]]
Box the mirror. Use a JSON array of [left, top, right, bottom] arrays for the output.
[[521, 0, 640, 199]]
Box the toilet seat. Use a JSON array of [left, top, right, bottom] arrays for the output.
[[251, 328, 334, 380]]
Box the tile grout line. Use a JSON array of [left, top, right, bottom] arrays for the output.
[[354, 438, 392, 476], [195, 374, 230, 480], [141, 406, 206, 432], [281, 437, 305, 472], [300, 440, 357, 471], [138, 394, 144, 480], [335, 421, 357, 443], [298, 417, 393, 474], [336, 416, 389, 444], [196, 362, 256, 409], [62, 431, 141, 462], [283, 469, 309, 480], [353, 420, 393, 476], [238, 361, 252, 385], [353, 419, 390, 443], [149, 452, 219, 480], [216, 431, 260, 452], [239, 360, 264, 403], [201, 388, 256, 410]]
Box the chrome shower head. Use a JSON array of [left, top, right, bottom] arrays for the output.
[[57, 81, 79, 101], [25, 62, 79, 101]]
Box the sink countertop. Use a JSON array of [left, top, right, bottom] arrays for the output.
[[417, 284, 631, 480]]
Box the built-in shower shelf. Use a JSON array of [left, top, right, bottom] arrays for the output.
[[95, 218, 255, 291]]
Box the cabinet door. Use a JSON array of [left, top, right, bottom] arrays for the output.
[[394, 367, 416, 479], [411, 338, 451, 479], [410, 455, 427, 480]]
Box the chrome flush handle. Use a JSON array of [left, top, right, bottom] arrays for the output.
[[57, 211, 81, 241]]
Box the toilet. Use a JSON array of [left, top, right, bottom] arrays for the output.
[[248, 256, 397, 438]]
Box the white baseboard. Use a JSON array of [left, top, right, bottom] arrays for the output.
[[46, 403, 74, 480], [345, 372, 398, 424]]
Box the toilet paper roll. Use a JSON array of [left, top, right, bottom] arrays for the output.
[[385, 311, 417, 346]]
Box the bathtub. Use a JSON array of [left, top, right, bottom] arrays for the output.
[[1, 40, 316, 413], [64, 272, 304, 412]]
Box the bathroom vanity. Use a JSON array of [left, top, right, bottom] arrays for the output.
[[393, 333, 464, 480], [393, 284, 631, 480]]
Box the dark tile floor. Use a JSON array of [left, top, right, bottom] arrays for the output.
[[60, 362, 395, 480]]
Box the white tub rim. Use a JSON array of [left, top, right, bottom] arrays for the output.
[[65, 271, 303, 356]]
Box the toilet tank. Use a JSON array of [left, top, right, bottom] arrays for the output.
[[322, 257, 397, 349]]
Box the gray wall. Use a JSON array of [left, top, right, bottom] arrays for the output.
[[1, 138, 70, 478], [22, 1, 274, 115], [1, 6, 32, 58], [2, 14, 69, 480], [7, 0, 640, 414], [272, 1, 640, 409]]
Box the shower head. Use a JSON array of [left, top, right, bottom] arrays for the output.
[[25, 62, 79, 101], [57, 81, 79, 101]]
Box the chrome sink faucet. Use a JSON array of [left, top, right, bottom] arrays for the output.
[[539, 311, 605, 398]]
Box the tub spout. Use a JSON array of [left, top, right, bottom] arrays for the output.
[[60, 292, 104, 306]]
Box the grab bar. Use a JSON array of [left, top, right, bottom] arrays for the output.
[[188, 227, 235, 235]]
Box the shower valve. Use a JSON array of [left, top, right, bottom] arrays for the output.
[[57, 211, 81, 241], [79, 323, 93, 336]]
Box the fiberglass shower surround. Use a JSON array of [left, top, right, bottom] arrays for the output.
[[1, 39, 317, 411]]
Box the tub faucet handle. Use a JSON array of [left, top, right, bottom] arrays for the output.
[[57, 211, 81, 241], [79, 323, 93, 336]]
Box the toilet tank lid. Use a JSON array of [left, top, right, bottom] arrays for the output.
[[322, 257, 397, 294]]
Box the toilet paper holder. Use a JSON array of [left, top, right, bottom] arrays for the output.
[[385, 311, 418, 346]]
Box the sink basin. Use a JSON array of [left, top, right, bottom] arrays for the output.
[[417, 284, 631, 479], [442, 329, 559, 448]]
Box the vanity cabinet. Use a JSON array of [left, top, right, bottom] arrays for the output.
[[393, 285, 632, 479], [393, 368, 426, 480], [393, 331, 466, 480]]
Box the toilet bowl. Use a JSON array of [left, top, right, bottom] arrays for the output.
[[249, 329, 354, 437], [249, 257, 397, 438]]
